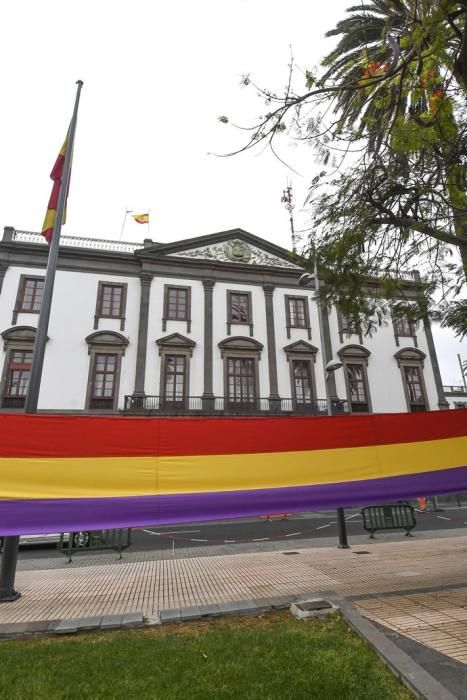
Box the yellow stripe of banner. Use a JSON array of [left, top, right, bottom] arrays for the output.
[[0, 437, 465, 500]]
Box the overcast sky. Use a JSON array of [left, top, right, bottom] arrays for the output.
[[0, 0, 465, 383]]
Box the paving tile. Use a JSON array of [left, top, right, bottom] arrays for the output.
[[0, 534, 465, 664]]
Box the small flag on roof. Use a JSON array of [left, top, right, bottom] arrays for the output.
[[133, 213, 149, 224]]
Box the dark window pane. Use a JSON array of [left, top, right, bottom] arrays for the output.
[[292, 360, 312, 403], [404, 366, 426, 409], [164, 354, 186, 401], [227, 357, 256, 403], [347, 363, 368, 409], [394, 317, 412, 336], [4, 350, 32, 397], [20, 278, 44, 312], [166, 288, 188, 320], [230, 293, 250, 324], [289, 298, 306, 327], [91, 353, 117, 401], [99, 284, 123, 317], [341, 314, 359, 334]]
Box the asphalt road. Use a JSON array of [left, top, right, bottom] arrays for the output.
[[16, 506, 467, 560]]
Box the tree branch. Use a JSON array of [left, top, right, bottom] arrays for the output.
[[371, 216, 467, 249]]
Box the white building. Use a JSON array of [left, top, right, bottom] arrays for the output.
[[0, 226, 449, 415]]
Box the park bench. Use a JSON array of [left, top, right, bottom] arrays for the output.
[[58, 528, 132, 562], [361, 503, 416, 538]]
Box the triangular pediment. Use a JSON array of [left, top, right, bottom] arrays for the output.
[[137, 229, 302, 270], [283, 341, 319, 355], [156, 333, 196, 349]]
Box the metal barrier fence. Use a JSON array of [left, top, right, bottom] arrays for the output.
[[58, 529, 132, 563], [361, 504, 416, 538]]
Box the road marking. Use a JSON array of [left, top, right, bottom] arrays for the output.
[[252, 538, 270, 542], [345, 513, 360, 520], [224, 540, 236, 543], [142, 529, 201, 535], [190, 538, 208, 542], [284, 532, 302, 537], [436, 516, 451, 521], [316, 524, 331, 530]]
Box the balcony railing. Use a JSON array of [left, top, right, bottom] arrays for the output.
[[1, 396, 26, 409], [124, 395, 349, 416], [443, 385, 467, 395], [10, 230, 143, 254], [89, 397, 114, 410]]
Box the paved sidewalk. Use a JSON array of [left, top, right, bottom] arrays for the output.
[[14, 525, 467, 569], [358, 588, 467, 664], [1, 533, 466, 666]]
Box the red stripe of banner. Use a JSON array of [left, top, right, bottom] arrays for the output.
[[0, 410, 465, 459]]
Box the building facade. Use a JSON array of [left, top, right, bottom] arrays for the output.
[[0, 226, 448, 415], [443, 385, 467, 410]]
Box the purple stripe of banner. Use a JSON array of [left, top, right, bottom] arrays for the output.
[[1, 466, 466, 535]]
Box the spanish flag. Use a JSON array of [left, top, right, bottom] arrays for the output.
[[41, 138, 69, 245], [133, 213, 149, 224]]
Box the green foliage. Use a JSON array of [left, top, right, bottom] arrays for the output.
[[432, 300, 467, 338], [305, 70, 315, 88], [221, 1, 467, 335]]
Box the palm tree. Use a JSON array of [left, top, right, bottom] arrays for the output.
[[320, 1, 467, 275], [322, 1, 465, 143]]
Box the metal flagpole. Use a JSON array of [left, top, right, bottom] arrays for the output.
[[119, 209, 132, 241], [25, 80, 83, 414], [0, 80, 84, 603]]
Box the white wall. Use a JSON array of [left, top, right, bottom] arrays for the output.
[[0, 264, 445, 413], [0, 266, 140, 410], [211, 282, 269, 397], [327, 309, 440, 413], [145, 276, 205, 396], [273, 288, 327, 400]]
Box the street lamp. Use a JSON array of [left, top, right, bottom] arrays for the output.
[[299, 266, 349, 548]]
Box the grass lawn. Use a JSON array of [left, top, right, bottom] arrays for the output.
[[0, 611, 413, 700]]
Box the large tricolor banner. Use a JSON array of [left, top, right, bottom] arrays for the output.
[[0, 410, 466, 535]]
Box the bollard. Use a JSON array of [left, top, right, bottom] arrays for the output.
[[337, 508, 349, 549], [0, 536, 21, 602]]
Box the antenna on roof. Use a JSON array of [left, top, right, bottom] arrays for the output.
[[281, 181, 297, 253]]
